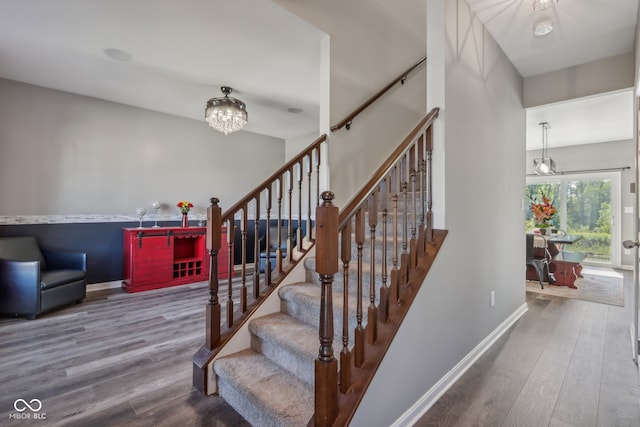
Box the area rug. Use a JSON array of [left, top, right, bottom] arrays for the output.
[[526, 267, 624, 307]]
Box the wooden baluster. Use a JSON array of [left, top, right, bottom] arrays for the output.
[[287, 168, 295, 261], [340, 221, 352, 394], [426, 124, 434, 245], [276, 176, 284, 273], [265, 185, 272, 286], [253, 197, 261, 299], [240, 208, 248, 312], [367, 192, 378, 344], [400, 155, 410, 287], [409, 145, 418, 271], [297, 160, 304, 249], [417, 135, 426, 255], [314, 191, 338, 427], [354, 207, 365, 368], [226, 219, 235, 328], [315, 147, 321, 215], [306, 154, 313, 242], [378, 178, 389, 322], [409, 145, 417, 242], [390, 167, 400, 305], [205, 197, 221, 350]]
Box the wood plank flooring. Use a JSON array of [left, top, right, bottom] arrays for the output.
[[416, 270, 640, 427], [1, 272, 638, 427], [0, 281, 250, 427]]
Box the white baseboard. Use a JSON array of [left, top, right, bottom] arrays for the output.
[[87, 280, 122, 292], [391, 302, 529, 427]]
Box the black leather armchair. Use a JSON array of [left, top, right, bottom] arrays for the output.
[[0, 236, 87, 320]]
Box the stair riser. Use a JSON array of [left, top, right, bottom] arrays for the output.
[[250, 330, 346, 387], [215, 351, 314, 427], [251, 334, 314, 386], [280, 293, 365, 344], [305, 260, 397, 304], [218, 379, 279, 427]]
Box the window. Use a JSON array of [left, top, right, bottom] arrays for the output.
[[526, 172, 621, 266]]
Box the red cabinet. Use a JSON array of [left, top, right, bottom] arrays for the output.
[[122, 226, 231, 293]]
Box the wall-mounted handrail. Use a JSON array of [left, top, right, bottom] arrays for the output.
[[193, 55, 436, 419], [330, 56, 426, 132]]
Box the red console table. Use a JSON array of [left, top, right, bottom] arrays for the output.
[[122, 226, 231, 293]]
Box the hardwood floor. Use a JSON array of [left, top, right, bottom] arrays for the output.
[[0, 281, 250, 427], [1, 272, 638, 426], [416, 270, 640, 427]]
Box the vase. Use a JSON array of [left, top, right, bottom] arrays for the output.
[[181, 212, 189, 228]]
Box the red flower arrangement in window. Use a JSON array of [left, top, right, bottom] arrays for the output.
[[530, 193, 556, 227]]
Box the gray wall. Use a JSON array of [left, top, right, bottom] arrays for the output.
[[0, 78, 289, 283], [274, 0, 428, 210], [277, 0, 527, 425], [526, 140, 635, 267], [0, 78, 285, 219], [524, 53, 635, 108]]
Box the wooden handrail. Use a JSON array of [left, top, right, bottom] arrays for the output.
[[330, 56, 426, 132], [221, 134, 327, 222], [338, 107, 439, 227], [193, 133, 328, 395], [314, 108, 444, 426], [193, 55, 437, 424]]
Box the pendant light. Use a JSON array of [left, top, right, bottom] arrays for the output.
[[533, 122, 556, 175]]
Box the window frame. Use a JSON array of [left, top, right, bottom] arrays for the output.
[[527, 171, 621, 267]]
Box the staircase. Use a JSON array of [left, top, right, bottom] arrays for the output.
[[192, 57, 443, 426], [214, 237, 386, 426]]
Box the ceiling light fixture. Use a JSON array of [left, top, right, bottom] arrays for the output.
[[533, 122, 556, 175], [205, 86, 248, 135], [534, 19, 554, 36], [532, 0, 558, 11]]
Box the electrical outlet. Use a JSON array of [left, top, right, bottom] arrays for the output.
[[490, 291, 495, 307]]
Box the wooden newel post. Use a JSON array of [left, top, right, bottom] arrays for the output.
[[314, 191, 339, 427], [206, 197, 222, 350]]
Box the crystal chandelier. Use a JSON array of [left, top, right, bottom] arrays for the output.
[[533, 122, 556, 175], [532, 0, 557, 11], [205, 86, 248, 135]]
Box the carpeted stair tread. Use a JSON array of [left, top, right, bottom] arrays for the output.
[[215, 348, 313, 427], [279, 282, 364, 340], [249, 312, 318, 385], [304, 256, 388, 299]]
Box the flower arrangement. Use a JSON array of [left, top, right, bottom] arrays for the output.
[[530, 193, 556, 227], [176, 201, 193, 214]]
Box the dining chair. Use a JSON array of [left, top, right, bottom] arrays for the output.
[[526, 233, 552, 289]]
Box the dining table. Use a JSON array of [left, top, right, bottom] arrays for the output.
[[529, 232, 587, 289]]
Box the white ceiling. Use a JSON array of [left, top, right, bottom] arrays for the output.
[[466, 0, 638, 78], [0, 0, 325, 139], [467, 0, 638, 150], [0, 1, 637, 147], [526, 89, 634, 150]]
